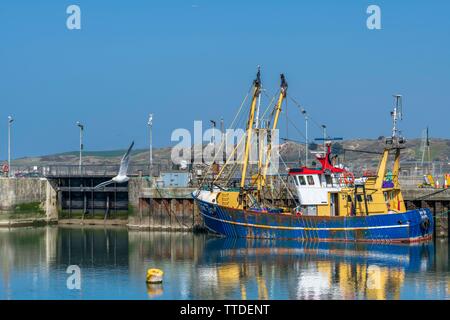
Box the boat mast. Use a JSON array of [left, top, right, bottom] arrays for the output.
[[240, 68, 262, 189], [261, 74, 288, 187], [256, 67, 263, 189], [391, 94, 402, 140], [255, 66, 262, 129], [375, 94, 405, 189], [390, 95, 406, 188]]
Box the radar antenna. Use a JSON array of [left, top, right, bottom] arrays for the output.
[[386, 94, 406, 147]]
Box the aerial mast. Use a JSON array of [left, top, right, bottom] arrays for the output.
[[383, 94, 406, 193], [391, 94, 403, 142]]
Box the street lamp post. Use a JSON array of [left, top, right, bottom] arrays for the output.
[[209, 120, 216, 145], [148, 114, 153, 176], [8, 116, 14, 178], [76, 121, 84, 173]]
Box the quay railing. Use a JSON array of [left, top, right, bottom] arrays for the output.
[[43, 164, 167, 177], [5, 163, 171, 178], [3, 161, 448, 189]]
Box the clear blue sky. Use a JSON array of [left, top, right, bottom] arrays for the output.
[[0, 0, 449, 159]]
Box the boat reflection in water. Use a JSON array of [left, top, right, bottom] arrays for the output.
[[0, 227, 446, 300], [198, 238, 435, 300]]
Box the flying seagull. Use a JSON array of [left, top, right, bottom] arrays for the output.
[[94, 141, 134, 190]]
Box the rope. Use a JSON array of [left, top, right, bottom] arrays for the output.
[[288, 94, 325, 131], [435, 210, 450, 218], [198, 86, 252, 187], [286, 115, 307, 141], [276, 151, 299, 207], [285, 97, 288, 140], [213, 132, 246, 184], [212, 87, 280, 186], [260, 89, 279, 125], [412, 188, 449, 201]]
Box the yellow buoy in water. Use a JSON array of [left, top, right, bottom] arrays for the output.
[[146, 268, 164, 284]]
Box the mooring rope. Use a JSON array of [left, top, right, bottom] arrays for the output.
[[412, 188, 449, 201]]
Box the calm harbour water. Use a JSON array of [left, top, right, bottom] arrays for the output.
[[0, 226, 449, 300]]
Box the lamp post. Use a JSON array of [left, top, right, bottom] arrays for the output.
[[76, 121, 84, 173], [209, 120, 216, 145], [220, 118, 224, 142], [8, 116, 13, 178], [148, 114, 153, 176], [301, 109, 308, 166]]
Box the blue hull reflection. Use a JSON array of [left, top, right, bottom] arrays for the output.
[[201, 238, 435, 273]]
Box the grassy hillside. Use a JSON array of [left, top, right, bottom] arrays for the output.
[[11, 138, 450, 168]]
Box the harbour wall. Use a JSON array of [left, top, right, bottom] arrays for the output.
[[0, 177, 58, 225], [0, 177, 46, 211], [127, 177, 202, 231], [1, 176, 449, 237], [403, 189, 449, 238]]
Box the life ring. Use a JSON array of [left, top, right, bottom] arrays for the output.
[[420, 218, 430, 232], [340, 171, 355, 185]]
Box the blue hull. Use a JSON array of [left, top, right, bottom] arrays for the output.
[[193, 196, 434, 243]]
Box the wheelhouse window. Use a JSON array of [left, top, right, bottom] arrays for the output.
[[298, 176, 306, 185], [325, 175, 332, 186], [307, 176, 315, 185]]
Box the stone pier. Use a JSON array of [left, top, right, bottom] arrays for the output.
[[0, 178, 58, 227]]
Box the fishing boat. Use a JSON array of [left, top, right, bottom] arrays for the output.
[[192, 70, 433, 243]]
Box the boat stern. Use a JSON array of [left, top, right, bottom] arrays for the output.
[[404, 208, 434, 242]]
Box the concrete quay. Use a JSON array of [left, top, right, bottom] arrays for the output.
[[1, 177, 449, 237]]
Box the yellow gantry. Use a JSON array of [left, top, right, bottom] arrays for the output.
[[260, 74, 288, 188], [240, 70, 261, 188]]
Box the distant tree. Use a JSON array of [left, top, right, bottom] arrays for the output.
[[332, 142, 344, 155], [308, 142, 318, 151], [378, 135, 385, 141]]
